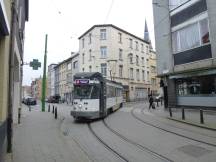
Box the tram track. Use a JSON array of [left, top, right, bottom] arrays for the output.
[[88, 123, 129, 162], [140, 106, 216, 139], [131, 107, 216, 147], [102, 120, 173, 162]]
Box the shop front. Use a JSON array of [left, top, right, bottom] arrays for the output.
[[171, 70, 216, 108]]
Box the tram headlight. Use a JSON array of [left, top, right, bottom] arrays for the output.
[[78, 104, 82, 109]]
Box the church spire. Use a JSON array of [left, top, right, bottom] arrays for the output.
[[144, 19, 152, 49]]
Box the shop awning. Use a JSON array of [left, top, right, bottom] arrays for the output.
[[169, 69, 216, 79]]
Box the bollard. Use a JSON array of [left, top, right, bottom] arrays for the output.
[[161, 99, 163, 106], [55, 107, 57, 119], [169, 107, 172, 117], [182, 108, 185, 120], [29, 105, 31, 111], [48, 104, 50, 112], [200, 109, 204, 124], [18, 108, 21, 124], [157, 100, 159, 107], [52, 105, 54, 114]]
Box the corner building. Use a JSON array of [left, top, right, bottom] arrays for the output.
[[153, 0, 216, 108], [79, 24, 158, 101]]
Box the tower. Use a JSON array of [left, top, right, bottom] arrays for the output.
[[144, 19, 152, 49]]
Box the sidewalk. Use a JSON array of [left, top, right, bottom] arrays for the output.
[[145, 102, 216, 130], [11, 104, 90, 162]]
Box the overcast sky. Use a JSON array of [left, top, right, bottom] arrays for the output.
[[23, 0, 155, 85]]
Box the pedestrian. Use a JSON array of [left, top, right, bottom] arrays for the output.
[[149, 95, 154, 109]]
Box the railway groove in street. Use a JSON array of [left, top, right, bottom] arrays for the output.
[[88, 123, 129, 162], [103, 120, 173, 162], [140, 107, 216, 139], [131, 107, 216, 147]]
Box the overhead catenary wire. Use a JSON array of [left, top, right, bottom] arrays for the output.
[[104, 0, 115, 24]]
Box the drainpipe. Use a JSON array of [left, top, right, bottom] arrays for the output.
[[7, 0, 17, 153]]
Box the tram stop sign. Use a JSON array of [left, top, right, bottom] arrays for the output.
[[30, 59, 41, 70]]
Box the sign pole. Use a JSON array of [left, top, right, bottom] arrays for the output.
[[42, 34, 48, 112]]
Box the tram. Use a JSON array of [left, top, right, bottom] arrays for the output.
[[70, 72, 123, 120]]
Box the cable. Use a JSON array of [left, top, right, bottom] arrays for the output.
[[104, 0, 115, 24]]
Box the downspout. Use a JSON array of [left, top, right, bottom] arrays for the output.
[[7, 0, 17, 153]]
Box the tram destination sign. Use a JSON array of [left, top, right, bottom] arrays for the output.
[[75, 79, 89, 84]]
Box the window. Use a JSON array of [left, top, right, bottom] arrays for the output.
[[176, 75, 216, 96], [101, 63, 107, 76], [136, 55, 139, 66], [118, 33, 122, 43], [169, 0, 188, 10], [172, 18, 210, 53], [73, 61, 78, 69], [89, 66, 92, 72], [82, 53, 85, 64], [136, 69, 140, 81], [141, 57, 144, 66], [146, 46, 149, 54], [146, 59, 149, 66], [147, 71, 149, 82], [82, 38, 85, 48], [130, 68, 133, 79], [119, 65, 123, 78], [151, 66, 156, 73], [100, 46, 107, 58], [141, 44, 144, 52], [200, 19, 210, 44], [129, 54, 133, 64], [89, 33, 92, 44], [100, 29, 106, 40], [119, 49, 123, 60], [129, 38, 133, 48], [89, 49, 92, 61], [67, 63, 71, 70], [142, 70, 145, 81], [135, 41, 139, 50], [151, 78, 156, 86]]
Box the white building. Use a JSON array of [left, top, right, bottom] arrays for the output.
[[47, 64, 57, 97], [78, 24, 157, 101]]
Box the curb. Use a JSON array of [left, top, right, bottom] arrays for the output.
[[167, 117, 216, 131]]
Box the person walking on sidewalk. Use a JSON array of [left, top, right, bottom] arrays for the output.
[[149, 95, 154, 109]]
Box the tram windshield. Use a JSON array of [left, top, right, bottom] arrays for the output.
[[74, 85, 100, 99]]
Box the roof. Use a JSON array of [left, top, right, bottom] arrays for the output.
[[74, 72, 103, 79], [55, 53, 79, 68], [78, 24, 149, 44]]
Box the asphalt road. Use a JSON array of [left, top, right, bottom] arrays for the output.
[[47, 102, 216, 162]]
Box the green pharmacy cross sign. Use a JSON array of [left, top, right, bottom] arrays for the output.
[[30, 59, 41, 70]]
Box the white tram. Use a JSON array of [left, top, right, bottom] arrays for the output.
[[71, 72, 123, 119]]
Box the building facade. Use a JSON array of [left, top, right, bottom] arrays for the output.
[[153, 0, 216, 108], [0, 0, 28, 160], [47, 64, 57, 97], [51, 53, 79, 103], [78, 24, 158, 101]]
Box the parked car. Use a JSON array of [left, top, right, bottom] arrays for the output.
[[25, 97, 37, 105], [48, 95, 60, 103]]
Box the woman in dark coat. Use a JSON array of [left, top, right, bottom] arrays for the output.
[[149, 95, 154, 109]]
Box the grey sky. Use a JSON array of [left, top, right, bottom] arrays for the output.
[[23, 0, 155, 85]]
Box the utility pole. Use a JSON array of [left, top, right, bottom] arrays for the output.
[[7, 0, 17, 153], [41, 34, 48, 112]]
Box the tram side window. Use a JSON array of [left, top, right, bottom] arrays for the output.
[[116, 88, 122, 97], [107, 85, 116, 97]]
